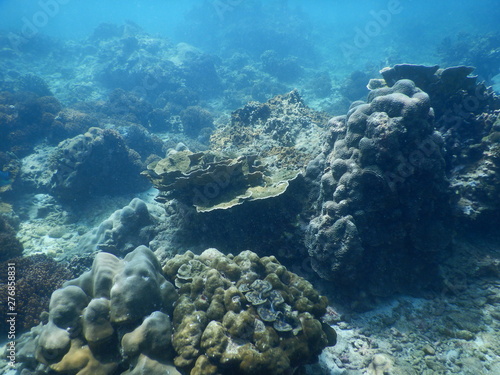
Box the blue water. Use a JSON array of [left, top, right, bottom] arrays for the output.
[[0, 0, 498, 76], [0, 170, 11, 186]]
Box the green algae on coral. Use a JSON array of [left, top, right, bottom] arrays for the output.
[[164, 248, 334, 375]]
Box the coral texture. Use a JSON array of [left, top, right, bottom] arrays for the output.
[[306, 79, 454, 297], [75, 198, 159, 257], [143, 149, 293, 213], [49, 127, 149, 201], [0, 91, 61, 156], [0, 215, 23, 262], [0, 254, 72, 336], [376, 64, 500, 227], [163, 248, 334, 374], [17, 246, 179, 375]]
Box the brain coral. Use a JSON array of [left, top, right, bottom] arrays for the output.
[[163, 248, 335, 375]]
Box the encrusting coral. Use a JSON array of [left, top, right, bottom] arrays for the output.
[[163, 248, 335, 374]]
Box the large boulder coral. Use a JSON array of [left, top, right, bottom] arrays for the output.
[[163, 248, 335, 375], [17, 246, 179, 375], [75, 198, 161, 257], [49, 127, 149, 202], [374, 64, 500, 228], [305, 79, 454, 297]]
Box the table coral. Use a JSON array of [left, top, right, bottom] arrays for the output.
[[143, 148, 294, 212]]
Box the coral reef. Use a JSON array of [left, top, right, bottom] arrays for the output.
[[49, 127, 149, 202], [112, 123, 165, 162], [0, 215, 23, 262], [145, 91, 329, 256], [0, 151, 21, 193], [260, 50, 302, 82], [0, 254, 73, 336], [163, 248, 334, 374], [307, 71, 333, 98], [49, 108, 99, 143], [180, 1, 314, 60], [211, 89, 328, 174], [0, 91, 61, 156], [339, 70, 371, 101], [437, 32, 500, 81], [16, 74, 53, 97], [17, 246, 179, 375], [180, 106, 214, 138], [75, 198, 161, 257], [451, 119, 500, 224], [104, 89, 153, 127], [92, 24, 220, 104], [16, 247, 334, 375], [305, 79, 454, 297], [376, 64, 500, 227]]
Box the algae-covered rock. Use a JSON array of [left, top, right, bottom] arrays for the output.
[[164, 248, 334, 374]]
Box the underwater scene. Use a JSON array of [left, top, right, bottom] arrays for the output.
[[0, 0, 499, 374]]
